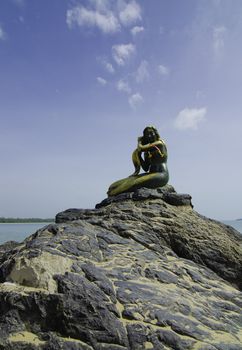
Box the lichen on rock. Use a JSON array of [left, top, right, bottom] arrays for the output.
[[0, 186, 242, 349]]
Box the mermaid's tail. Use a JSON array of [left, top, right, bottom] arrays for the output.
[[107, 171, 169, 197], [107, 176, 138, 197]]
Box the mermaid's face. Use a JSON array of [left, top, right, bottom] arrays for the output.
[[144, 128, 156, 143]]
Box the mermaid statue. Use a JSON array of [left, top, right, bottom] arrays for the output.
[[107, 126, 169, 196]]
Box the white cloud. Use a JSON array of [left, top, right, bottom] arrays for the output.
[[116, 79, 131, 93], [104, 61, 115, 73], [136, 60, 149, 83], [112, 43, 135, 65], [213, 26, 227, 55], [97, 77, 107, 86], [98, 57, 115, 73], [88, 0, 110, 12], [174, 107, 207, 130], [129, 93, 143, 109], [119, 1, 142, 26], [66, 1, 143, 34], [131, 25, 144, 36], [66, 5, 120, 34], [0, 26, 6, 41], [158, 64, 169, 76]]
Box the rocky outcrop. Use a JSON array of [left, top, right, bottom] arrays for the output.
[[0, 185, 242, 349]]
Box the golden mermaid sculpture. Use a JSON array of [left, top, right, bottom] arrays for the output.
[[107, 126, 169, 197]]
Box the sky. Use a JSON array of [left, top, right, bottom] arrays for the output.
[[0, 0, 242, 220]]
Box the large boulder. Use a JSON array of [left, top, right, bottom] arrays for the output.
[[0, 186, 242, 349]]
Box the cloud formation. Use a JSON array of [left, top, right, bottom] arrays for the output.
[[129, 93, 143, 109], [116, 79, 131, 93], [136, 60, 149, 83], [97, 77, 107, 86], [158, 64, 169, 76], [119, 1, 142, 26], [66, 6, 120, 34], [112, 43, 135, 65], [67, 0, 142, 34], [103, 61, 115, 73], [174, 107, 207, 130], [131, 25, 144, 36]]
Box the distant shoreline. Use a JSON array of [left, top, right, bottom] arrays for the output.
[[0, 222, 54, 224], [0, 219, 54, 224]]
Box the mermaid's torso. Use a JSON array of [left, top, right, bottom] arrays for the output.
[[143, 143, 168, 174], [150, 161, 168, 174]]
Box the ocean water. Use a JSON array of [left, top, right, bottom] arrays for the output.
[[0, 220, 241, 246], [222, 220, 242, 234], [0, 223, 52, 245]]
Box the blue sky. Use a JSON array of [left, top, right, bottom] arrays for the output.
[[0, 0, 242, 220]]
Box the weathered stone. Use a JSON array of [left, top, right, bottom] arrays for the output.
[[0, 241, 20, 255], [0, 186, 242, 349], [162, 192, 193, 206]]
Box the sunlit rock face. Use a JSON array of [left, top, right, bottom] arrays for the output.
[[0, 186, 242, 349]]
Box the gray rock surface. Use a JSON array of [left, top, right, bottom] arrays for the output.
[[0, 186, 242, 349]]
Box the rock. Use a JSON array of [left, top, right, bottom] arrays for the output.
[[0, 241, 22, 284], [0, 186, 242, 349], [0, 241, 20, 254], [93, 185, 184, 209]]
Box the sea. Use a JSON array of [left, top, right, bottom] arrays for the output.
[[0, 220, 242, 245], [0, 223, 53, 245]]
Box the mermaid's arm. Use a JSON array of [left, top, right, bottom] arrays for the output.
[[140, 152, 150, 172], [138, 139, 164, 152], [131, 148, 141, 175], [131, 147, 150, 175]]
